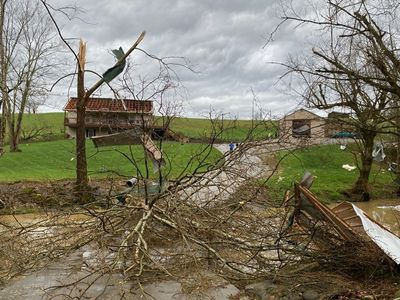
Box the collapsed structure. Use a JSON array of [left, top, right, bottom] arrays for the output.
[[91, 128, 165, 169], [64, 97, 153, 138], [286, 178, 400, 266]]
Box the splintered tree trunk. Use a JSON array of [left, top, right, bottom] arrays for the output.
[[75, 41, 89, 195], [353, 132, 375, 199], [76, 99, 88, 190], [73, 34, 144, 199]]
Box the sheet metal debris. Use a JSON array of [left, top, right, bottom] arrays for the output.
[[372, 143, 386, 162], [289, 182, 400, 265], [352, 204, 400, 264]]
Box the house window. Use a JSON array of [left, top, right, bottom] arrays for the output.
[[292, 120, 311, 137], [86, 128, 96, 138]]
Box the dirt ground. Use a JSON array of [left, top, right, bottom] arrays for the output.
[[0, 178, 118, 212], [0, 179, 399, 299]]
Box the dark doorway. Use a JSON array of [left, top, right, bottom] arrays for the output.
[[292, 120, 311, 137], [86, 128, 96, 138]]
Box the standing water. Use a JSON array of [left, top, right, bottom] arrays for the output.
[[355, 199, 400, 236]]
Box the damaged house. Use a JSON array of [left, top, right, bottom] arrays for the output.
[[64, 97, 153, 138]]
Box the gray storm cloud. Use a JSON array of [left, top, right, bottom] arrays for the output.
[[44, 0, 313, 119]]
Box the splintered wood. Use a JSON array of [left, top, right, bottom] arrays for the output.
[[290, 184, 400, 265]]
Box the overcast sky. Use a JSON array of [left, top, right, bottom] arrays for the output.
[[45, 0, 315, 119]]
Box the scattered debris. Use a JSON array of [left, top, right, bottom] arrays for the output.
[[91, 127, 143, 147], [340, 144, 347, 150], [350, 204, 400, 264], [342, 164, 356, 171], [300, 171, 314, 189], [290, 183, 400, 265], [103, 47, 126, 84], [389, 162, 398, 173], [372, 143, 386, 162], [126, 177, 138, 187], [91, 128, 165, 168]]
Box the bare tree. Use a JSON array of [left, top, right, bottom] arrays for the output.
[[306, 73, 392, 195], [271, 0, 400, 196], [0, 0, 8, 155], [1, 0, 59, 152]]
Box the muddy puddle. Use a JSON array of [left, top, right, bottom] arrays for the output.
[[0, 199, 399, 299], [0, 211, 240, 299], [354, 199, 400, 236]]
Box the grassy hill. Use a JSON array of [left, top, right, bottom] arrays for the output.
[[0, 139, 221, 182], [18, 113, 276, 143], [20, 112, 66, 141], [156, 117, 276, 142], [0, 112, 274, 182]]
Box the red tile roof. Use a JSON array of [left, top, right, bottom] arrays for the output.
[[64, 97, 153, 113]]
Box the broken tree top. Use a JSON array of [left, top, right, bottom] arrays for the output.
[[103, 47, 126, 83], [64, 97, 153, 113]]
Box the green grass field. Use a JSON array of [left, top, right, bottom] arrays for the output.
[[268, 144, 394, 202], [0, 112, 272, 182], [20, 112, 65, 141], [0, 139, 221, 182], [156, 117, 276, 142], [17, 113, 276, 143]]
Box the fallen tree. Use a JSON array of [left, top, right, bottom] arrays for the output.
[[0, 130, 398, 298]]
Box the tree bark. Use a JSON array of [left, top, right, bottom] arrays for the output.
[[0, 0, 6, 156], [352, 131, 375, 199], [74, 33, 144, 198], [75, 44, 88, 193], [396, 111, 400, 195]]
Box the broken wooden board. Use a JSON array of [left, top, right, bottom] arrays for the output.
[[142, 134, 162, 161], [293, 184, 400, 265], [294, 184, 356, 240], [91, 128, 143, 147], [91, 128, 164, 164]]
